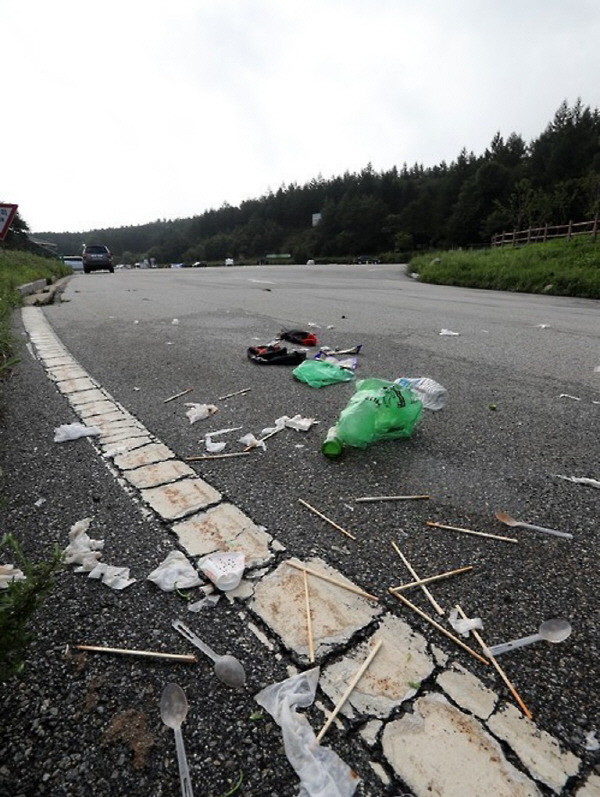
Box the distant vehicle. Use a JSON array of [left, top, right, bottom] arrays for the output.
[[62, 255, 84, 271], [225, 258, 234, 266], [82, 244, 113, 273], [192, 261, 208, 268], [355, 255, 380, 264]]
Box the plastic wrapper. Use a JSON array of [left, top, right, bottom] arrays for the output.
[[185, 403, 218, 424], [256, 668, 359, 797], [448, 607, 483, 638], [335, 378, 422, 449], [54, 423, 100, 442], [147, 550, 202, 591], [292, 360, 355, 388]]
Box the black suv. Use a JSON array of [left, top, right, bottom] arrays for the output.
[[82, 244, 113, 273]]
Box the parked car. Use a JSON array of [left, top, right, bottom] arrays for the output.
[[82, 244, 113, 273], [355, 255, 380, 264]]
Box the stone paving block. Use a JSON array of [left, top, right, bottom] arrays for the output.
[[98, 424, 149, 443], [320, 613, 434, 720], [123, 460, 196, 489], [141, 478, 221, 521], [56, 377, 98, 394], [89, 410, 135, 427], [46, 364, 89, 382], [172, 504, 274, 566], [77, 400, 120, 419], [437, 661, 497, 719], [68, 388, 111, 407], [576, 773, 600, 796], [382, 693, 542, 797], [101, 436, 153, 456], [113, 443, 175, 470], [250, 557, 381, 659], [487, 703, 580, 793], [41, 355, 72, 366]]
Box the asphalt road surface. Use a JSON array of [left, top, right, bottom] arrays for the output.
[[1, 262, 599, 795]]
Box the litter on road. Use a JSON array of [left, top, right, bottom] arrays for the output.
[[74, 644, 197, 664], [425, 520, 518, 543], [388, 564, 473, 592], [354, 494, 430, 502], [455, 603, 533, 720], [286, 560, 379, 602], [53, 422, 100, 442], [298, 498, 357, 540], [163, 387, 193, 403], [391, 540, 445, 617]]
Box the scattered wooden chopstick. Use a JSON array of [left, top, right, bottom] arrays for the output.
[[163, 387, 193, 404], [286, 560, 379, 602], [315, 639, 383, 743], [391, 540, 445, 616], [390, 593, 488, 665], [218, 387, 251, 401], [389, 565, 473, 592], [185, 451, 251, 461], [355, 494, 430, 503], [426, 520, 518, 543], [298, 498, 357, 540], [454, 604, 532, 720], [303, 569, 315, 663], [74, 644, 197, 663]]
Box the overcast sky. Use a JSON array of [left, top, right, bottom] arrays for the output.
[[3, 0, 600, 234]]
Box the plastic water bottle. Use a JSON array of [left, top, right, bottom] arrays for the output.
[[321, 426, 343, 458], [394, 377, 447, 410]]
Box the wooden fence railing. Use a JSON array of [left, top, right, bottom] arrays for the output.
[[491, 216, 599, 247]]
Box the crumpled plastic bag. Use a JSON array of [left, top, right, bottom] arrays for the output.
[[54, 423, 100, 442], [185, 403, 218, 424], [0, 564, 26, 589], [255, 668, 359, 797], [147, 550, 202, 591], [336, 378, 422, 449], [293, 360, 355, 388], [448, 607, 483, 638]]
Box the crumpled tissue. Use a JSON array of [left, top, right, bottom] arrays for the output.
[[204, 426, 243, 453], [54, 423, 101, 442], [63, 517, 136, 590], [238, 433, 265, 450], [0, 564, 26, 589], [448, 607, 483, 637], [185, 403, 218, 424], [256, 668, 359, 797], [261, 415, 317, 435], [147, 550, 202, 591]]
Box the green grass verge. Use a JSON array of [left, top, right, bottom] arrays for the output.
[[409, 237, 600, 299], [0, 250, 70, 373]]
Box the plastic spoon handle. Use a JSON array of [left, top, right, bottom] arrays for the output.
[[172, 619, 218, 662], [174, 727, 194, 797], [517, 522, 573, 539], [488, 633, 541, 656]]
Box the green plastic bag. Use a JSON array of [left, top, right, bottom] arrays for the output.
[[335, 378, 422, 448], [292, 359, 355, 388]]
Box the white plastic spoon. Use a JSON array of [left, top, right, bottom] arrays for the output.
[[488, 618, 572, 657], [495, 510, 573, 539], [160, 682, 194, 797], [172, 619, 246, 688]]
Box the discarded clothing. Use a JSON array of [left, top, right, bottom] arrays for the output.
[[247, 345, 306, 365], [280, 329, 318, 347]]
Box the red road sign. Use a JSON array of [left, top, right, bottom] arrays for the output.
[[0, 203, 18, 241]]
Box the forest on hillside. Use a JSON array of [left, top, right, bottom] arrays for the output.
[[28, 100, 600, 264]]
